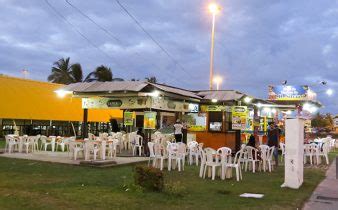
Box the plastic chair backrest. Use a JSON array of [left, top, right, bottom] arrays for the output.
[[154, 143, 163, 156], [177, 143, 186, 155], [148, 142, 155, 157], [136, 135, 143, 146], [244, 146, 258, 160], [259, 145, 269, 159], [233, 150, 243, 164], [267, 146, 275, 160], [217, 147, 232, 163], [204, 147, 217, 163]]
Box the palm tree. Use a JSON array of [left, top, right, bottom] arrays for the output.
[[145, 76, 158, 83], [47, 57, 83, 84], [84, 65, 124, 82]]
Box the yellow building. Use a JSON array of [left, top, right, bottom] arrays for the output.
[[0, 75, 122, 136]]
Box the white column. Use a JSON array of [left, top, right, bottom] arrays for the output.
[[281, 118, 304, 189]]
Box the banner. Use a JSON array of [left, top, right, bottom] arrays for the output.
[[231, 106, 248, 130], [268, 85, 308, 101], [82, 97, 195, 112], [123, 112, 134, 126], [200, 105, 231, 112], [144, 112, 157, 129]]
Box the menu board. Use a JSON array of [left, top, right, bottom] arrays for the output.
[[124, 112, 134, 126], [144, 111, 157, 129], [231, 106, 248, 130]]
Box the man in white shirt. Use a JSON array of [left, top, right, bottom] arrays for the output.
[[173, 119, 183, 142]]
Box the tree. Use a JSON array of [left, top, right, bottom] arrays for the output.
[[311, 113, 333, 129], [84, 65, 124, 82], [145, 76, 158, 83], [47, 57, 83, 84]]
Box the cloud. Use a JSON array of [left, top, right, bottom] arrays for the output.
[[0, 0, 338, 113]]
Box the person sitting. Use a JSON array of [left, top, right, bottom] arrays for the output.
[[137, 128, 148, 156], [247, 134, 256, 147]]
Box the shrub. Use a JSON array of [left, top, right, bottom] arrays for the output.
[[134, 165, 164, 192]]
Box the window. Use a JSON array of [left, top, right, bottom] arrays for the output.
[[183, 113, 207, 132], [224, 112, 232, 131], [209, 111, 222, 132]]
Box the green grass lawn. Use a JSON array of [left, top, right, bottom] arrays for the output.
[[0, 139, 5, 149], [0, 151, 337, 210]]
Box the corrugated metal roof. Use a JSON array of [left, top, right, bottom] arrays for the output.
[[151, 83, 201, 99], [196, 90, 245, 101], [63, 81, 147, 92], [63, 81, 201, 99]]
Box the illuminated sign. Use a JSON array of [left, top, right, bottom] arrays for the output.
[[232, 106, 248, 130], [268, 85, 309, 101]]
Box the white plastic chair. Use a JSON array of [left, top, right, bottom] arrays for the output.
[[187, 141, 199, 165], [154, 143, 167, 170], [88, 133, 95, 141], [132, 135, 143, 156], [217, 147, 232, 179], [69, 141, 84, 160], [329, 138, 336, 151], [23, 136, 35, 153], [107, 139, 119, 159], [304, 144, 314, 165], [128, 132, 137, 151], [266, 146, 275, 172], [203, 147, 221, 180], [167, 143, 186, 172], [85, 141, 100, 160], [317, 142, 330, 165], [199, 148, 206, 178], [6, 136, 18, 153], [259, 145, 269, 172], [225, 150, 243, 181], [43, 136, 56, 152], [243, 146, 260, 173], [122, 134, 128, 151]]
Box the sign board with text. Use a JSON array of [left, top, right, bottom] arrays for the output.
[[123, 112, 134, 126], [231, 106, 248, 130], [144, 112, 156, 129], [82, 97, 196, 112], [268, 85, 308, 101]]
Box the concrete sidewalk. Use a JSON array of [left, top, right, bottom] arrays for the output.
[[303, 157, 338, 210]]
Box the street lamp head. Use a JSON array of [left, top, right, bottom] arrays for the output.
[[208, 3, 221, 15], [326, 88, 333, 96], [213, 76, 222, 83]]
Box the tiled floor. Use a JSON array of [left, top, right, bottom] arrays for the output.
[[0, 150, 148, 166]]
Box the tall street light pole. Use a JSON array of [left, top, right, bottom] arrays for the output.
[[208, 3, 221, 90]]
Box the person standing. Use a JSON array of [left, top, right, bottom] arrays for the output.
[[182, 121, 188, 144], [267, 123, 279, 167], [137, 127, 148, 156], [173, 119, 183, 142]]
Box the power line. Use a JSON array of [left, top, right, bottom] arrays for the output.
[[64, 0, 192, 85], [44, 0, 133, 78], [114, 0, 196, 78]]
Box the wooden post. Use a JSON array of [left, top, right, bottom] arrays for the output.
[[235, 130, 241, 152], [82, 108, 88, 139]]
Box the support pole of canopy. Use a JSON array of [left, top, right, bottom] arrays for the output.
[[70, 122, 76, 138], [82, 108, 88, 139]]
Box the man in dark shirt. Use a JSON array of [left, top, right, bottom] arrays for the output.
[[267, 123, 279, 167]]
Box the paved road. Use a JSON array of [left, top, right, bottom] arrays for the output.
[[303, 157, 338, 210]]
